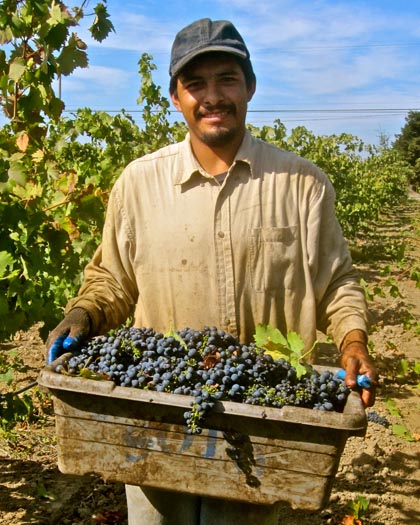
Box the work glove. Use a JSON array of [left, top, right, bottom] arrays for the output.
[[46, 307, 92, 364]]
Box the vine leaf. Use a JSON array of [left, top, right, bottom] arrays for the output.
[[89, 3, 115, 42], [0, 369, 14, 386], [78, 368, 109, 381], [392, 423, 414, 442], [57, 34, 88, 75], [0, 251, 15, 279], [164, 323, 187, 350], [254, 324, 310, 379], [8, 58, 26, 82], [16, 132, 29, 152], [385, 397, 401, 417]]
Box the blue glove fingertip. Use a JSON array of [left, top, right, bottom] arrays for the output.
[[47, 334, 67, 365], [336, 369, 346, 381], [357, 375, 372, 389], [63, 334, 82, 350], [335, 368, 372, 389], [62, 336, 75, 349]]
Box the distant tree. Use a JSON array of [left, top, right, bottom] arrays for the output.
[[393, 111, 420, 190]]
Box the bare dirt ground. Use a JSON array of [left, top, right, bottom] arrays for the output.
[[1, 197, 419, 525]]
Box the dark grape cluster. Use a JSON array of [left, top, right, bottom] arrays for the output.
[[366, 410, 390, 427], [57, 325, 351, 434]]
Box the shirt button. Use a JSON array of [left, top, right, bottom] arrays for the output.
[[217, 231, 225, 238]]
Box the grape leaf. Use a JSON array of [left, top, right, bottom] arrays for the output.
[[57, 35, 88, 76], [36, 481, 56, 500], [385, 397, 401, 417], [254, 324, 287, 345], [347, 495, 370, 518], [8, 58, 26, 82], [392, 424, 414, 441], [0, 251, 15, 279], [48, 4, 65, 26], [164, 324, 187, 350], [0, 27, 14, 45], [291, 359, 308, 380], [253, 324, 310, 378], [0, 369, 14, 386], [396, 359, 409, 377], [286, 331, 305, 353], [254, 324, 289, 359], [89, 3, 115, 42], [78, 368, 109, 381]]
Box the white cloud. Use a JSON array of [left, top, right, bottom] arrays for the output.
[[63, 0, 420, 144], [81, 12, 174, 57], [283, 48, 414, 96], [225, 1, 420, 100], [59, 65, 133, 109]]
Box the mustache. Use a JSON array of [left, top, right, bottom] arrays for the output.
[[195, 104, 236, 119]]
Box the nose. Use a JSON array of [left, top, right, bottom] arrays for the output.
[[203, 81, 224, 106]]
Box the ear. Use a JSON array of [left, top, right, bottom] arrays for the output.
[[247, 78, 256, 102], [170, 90, 182, 112]]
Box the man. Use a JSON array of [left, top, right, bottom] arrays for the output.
[[47, 18, 377, 525]]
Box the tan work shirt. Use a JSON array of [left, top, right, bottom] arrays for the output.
[[67, 131, 368, 349]]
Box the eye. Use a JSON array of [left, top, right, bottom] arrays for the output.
[[183, 79, 204, 91], [219, 73, 240, 85]]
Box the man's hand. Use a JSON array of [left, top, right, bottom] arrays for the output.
[[340, 333, 378, 407], [46, 308, 91, 364]]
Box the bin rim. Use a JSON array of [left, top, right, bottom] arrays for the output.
[[38, 356, 367, 433]]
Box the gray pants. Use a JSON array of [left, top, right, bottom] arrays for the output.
[[126, 485, 281, 525]]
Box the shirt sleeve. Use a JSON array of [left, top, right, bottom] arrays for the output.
[[306, 173, 369, 348], [65, 178, 139, 335]]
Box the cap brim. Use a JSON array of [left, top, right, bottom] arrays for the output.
[[171, 45, 248, 77]]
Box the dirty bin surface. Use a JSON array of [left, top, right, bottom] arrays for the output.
[[38, 363, 366, 511]]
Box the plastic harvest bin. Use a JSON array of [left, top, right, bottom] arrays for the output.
[[38, 359, 367, 511]]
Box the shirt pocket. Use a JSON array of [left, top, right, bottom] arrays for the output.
[[248, 226, 298, 293]]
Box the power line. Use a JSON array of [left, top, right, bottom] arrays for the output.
[[150, 42, 420, 59], [257, 42, 420, 52], [251, 114, 406, 124], [247, 108, 418, 113], [63, 107, 419, 113], [62, 107, 419, 122]]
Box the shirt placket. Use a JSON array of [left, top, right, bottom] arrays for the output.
[[214, 184, 237, 336]]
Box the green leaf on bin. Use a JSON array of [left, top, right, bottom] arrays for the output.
[[78, 368, 109, 381], [253, 324, 313, 378], [164, 323, 187, 350]]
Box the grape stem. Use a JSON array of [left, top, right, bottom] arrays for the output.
[[299, 340, 319, 362]]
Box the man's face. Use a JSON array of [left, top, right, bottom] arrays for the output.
[[170, 54, 255, 149]]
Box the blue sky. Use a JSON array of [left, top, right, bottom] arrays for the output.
[[50, 1, 420, 145]]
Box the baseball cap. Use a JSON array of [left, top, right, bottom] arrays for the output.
[[169, 18, 252, 78]]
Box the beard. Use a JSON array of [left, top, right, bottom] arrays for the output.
[[198, 126, 239, 147], [195, 103, 241, 147]]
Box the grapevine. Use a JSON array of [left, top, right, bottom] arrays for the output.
[[0, 2, 411, 343], [54, 325, 351, 434]]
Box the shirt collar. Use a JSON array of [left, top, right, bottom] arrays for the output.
[[174, 134, 202, 185], [175, 130, 254, 185], [233, 129, 254, 174]]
